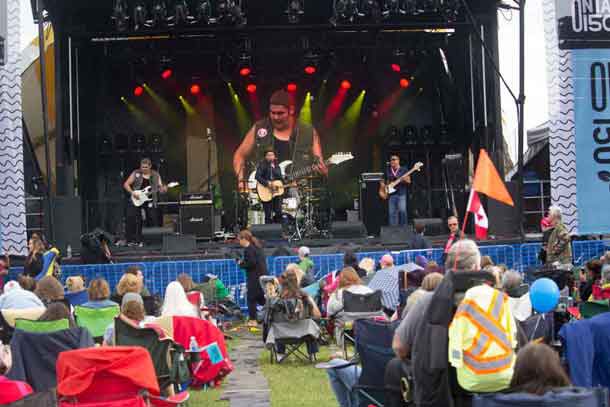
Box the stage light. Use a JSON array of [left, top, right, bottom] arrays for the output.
[[399, 78, 410, 88], [195, 0, 212, 24], [148, 0, 168, 28], [120, 96, 127, 102], [133, 0, 148, 31], [134, 86, 144, 97], [391, 63, 401, 72], [239, 67, 251, 77], [161, 69, 173, 80], [360, 0, 381, 22], [190, 84, 201, 95], [217, 0, 246, 26], [168, 0, 193, 27], [331, 0, 359, 24], [286, 0, 305, 24], [111, 0, 129, 31], [340, 80, 351, 90], [382, 0, 406, 18], [246, 84, 257, 93], [287, 83, 297, 92], [304, 65, 317, 75]]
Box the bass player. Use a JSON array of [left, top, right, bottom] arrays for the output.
[[123, 158, 167, 246], [385, 154, 411, 226], [255, 149, 284, 224]]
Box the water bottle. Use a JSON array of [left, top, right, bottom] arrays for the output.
[[189, 336, 198, 352], [66, 245, 72, 259]]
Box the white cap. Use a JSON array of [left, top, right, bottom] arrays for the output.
[[298, 246, 310, 257]]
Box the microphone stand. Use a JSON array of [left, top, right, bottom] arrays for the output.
[[206, 128, 213, 195]]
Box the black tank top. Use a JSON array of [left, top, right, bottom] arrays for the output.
[[274, 137, 291, 163]]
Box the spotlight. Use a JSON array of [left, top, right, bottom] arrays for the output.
[[239, 67, 251, 77], [286, 0, 305, 24], [246, 83, 257, 93], [359, 0, 381, 22], [134, 86, 144, 97], [237, 49, 253, 77], [111, 0, 130, 32], [287, 83, 298, 92], [161, 69, 173, 80], [331, 0, 359, 24], [304, 66, 317, 75], [133, 0, 148, 31], [147, 0, 167, 28], [168, 0, 194, 27], [391, 63, 401, 72], [340, 80, 351, 90], [195, 0, 212, 24], [399, 78, 410, 88], [382, 0, 406, 19], [190, 84, 201, 95], [217, 0, 246, 26]]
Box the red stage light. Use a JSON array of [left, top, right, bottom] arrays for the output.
[[190, 84, 201, 95], [340, 80, 352, 90], [161, 69, 173, 80], [391, 63, 401, 73], [133, 86, 144, 97], [239, 67, 252, 77], [246, 83, 257, 93], [287, 83, 297, 92], [304, 65, 317, 75], [399, 78, 410, 88]]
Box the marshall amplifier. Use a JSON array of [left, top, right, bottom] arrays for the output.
[[179, 193, 214, 239]]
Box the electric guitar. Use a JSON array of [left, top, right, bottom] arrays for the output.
[[131, 182, 179, 207], [378, 162, 423, 200], [253, 152, 354, 203]]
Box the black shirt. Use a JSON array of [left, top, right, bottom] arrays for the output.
[[273, 137, 291, 163]]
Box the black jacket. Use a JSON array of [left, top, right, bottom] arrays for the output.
[[255, 160, 283, 187], [23, 253, 43, 278], [241, 245, 267, 295]]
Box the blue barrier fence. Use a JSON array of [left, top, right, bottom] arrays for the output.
[[7, 240, 610, 309]]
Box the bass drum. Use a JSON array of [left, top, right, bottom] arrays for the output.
[[248, 209, 265, 226]]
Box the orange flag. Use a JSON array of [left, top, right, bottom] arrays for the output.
[[472, 149, 514, 206]]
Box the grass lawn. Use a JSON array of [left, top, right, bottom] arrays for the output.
[[259, 346, 338, 407]]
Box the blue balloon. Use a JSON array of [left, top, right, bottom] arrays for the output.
[[530, 277, 560, 313]]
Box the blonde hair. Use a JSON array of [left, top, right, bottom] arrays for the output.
[[116, 273, 142, 296], [358, 258, 375, 274], [88, 278, 111, 301], [421, 272, 443, 291], [66, 276, 85, 292]]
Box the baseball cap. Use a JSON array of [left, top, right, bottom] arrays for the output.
[[298, 246, 310, 257]]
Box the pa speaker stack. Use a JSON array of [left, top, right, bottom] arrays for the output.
[[180, 193, 214, 239]]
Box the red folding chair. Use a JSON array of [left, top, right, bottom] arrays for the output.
[[56, 346, 189, 406]]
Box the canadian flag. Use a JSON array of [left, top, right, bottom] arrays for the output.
[[467, 190, 488, 240]]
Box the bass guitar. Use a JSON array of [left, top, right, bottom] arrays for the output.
[[254, 152, 354, 203], [131, 182, 179, 207], [378, 162, 423, 200]]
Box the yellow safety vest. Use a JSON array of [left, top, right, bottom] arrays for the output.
[[449, 284, 516, 393]]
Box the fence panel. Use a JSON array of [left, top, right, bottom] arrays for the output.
[[518, 243, 542, 272], [572, 240, 609, 266], [479, 245, 516, 270]]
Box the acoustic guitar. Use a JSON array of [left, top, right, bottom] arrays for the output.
[[255, 153, 354, 203], [378, 162, 423, 200]]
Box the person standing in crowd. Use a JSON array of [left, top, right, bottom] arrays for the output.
[[509, 343, 571, 395], [442, 216, 459, 264], [297, 246, 315, 287], [407, 222, 432, 250], [23, 236, 45, 278], [538, 216, 554, 263], [385, 154, 411, 226], [343, 250, 367, 278], [545, 205, 572, 265], [579, 259, 602, 303], [238, 229, 267, 326]]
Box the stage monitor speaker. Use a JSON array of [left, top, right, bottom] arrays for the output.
[[380, 226, 414, 245], [142, 227, 174, 245], [412, 218, 444, 236], [250, 224, 284, 241], [52, 197, 83, 253], [163, 234, 196, 254], [488, 182, 520, 236], [331, 221, 366, 239], [360, 173, 387, 236], [180, 193, 214, 239]]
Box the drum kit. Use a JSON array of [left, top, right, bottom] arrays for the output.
[[243, 174, 327, 241]]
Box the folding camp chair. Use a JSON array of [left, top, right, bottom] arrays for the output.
[[0, 308, 46, 343], [114, 315, 190, 394], [352, 319, 399, 407], [339, 290, 384, 359], [56, 346, 189, 406], [14, 318, 70, 333], [74, 305, 120, 342]]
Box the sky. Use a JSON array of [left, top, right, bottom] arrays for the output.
[[19, 0, 547, 162]]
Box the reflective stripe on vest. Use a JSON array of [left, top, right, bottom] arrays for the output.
[[454, 289, 513, 375]]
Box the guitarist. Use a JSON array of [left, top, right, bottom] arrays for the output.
[[123, 158, 167, 246], [255, 149, 284, 224], [385, 154, 411, 226]]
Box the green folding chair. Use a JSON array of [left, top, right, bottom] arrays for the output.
[[14, 318, 70, 333], [74, 305, 120, 339]]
